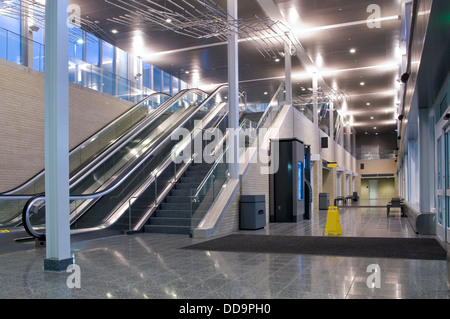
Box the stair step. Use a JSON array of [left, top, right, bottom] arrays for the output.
[[165, 195, 191, 203], [155, 210, 192, 218], [174, 182, 200, 190], [161, 202, 191, 210], [144, 224, 191, 234], [180, 176, 204, 183], [188, 165, 213, 171], [170, 188, 192, 196], [150, 217, 191, 226]]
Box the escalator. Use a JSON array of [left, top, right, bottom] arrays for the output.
[[0, 91, 174, 229], [15, 82, 284, 241], [21, 85, 229, 239]]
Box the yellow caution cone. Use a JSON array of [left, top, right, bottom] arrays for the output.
[[324, 206, 341, 236]]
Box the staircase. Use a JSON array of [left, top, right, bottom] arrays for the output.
[[144, 162, 213, 234]]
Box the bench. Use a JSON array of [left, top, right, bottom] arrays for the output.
[[387, 198, 406, 217], [345, 195, 354, 203], [334, 196, 346, 206]]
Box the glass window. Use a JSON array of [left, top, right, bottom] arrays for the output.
[[7, 31, 21, 64], [32, 41, 44, 72], [163, 71, 171, 95], [142, 62, 152, 90], [0, 3, 21, 34], [153, 67, 162, 92], [68, 27, 84, 61], [180, 80, 188, 90], [0, 28, 6, 61], [172, 76, 179, 95], [102, 41, 114, 74], [116, 47, 128, 79], [85, 33, 100, 66], [32, 27, 44, 72]]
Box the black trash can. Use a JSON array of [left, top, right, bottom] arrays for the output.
[[319, 193, 330, 210], [240, 195, 266, 230]]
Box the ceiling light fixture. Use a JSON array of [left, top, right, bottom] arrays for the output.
[[360, 82, 365, 86], [111, 29, 118, 34], [349, 48, 356, 54]]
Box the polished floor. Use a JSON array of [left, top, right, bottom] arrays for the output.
[[0, 206, 449, 299]]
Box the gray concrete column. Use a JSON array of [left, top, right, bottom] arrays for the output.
[[44, 0, 73, 272], [227, 0, 239, 180]]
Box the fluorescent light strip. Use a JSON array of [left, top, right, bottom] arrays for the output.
[[351, 120, 397, 127], [144, 16, 399, 59], [297, 15, 400, 35]]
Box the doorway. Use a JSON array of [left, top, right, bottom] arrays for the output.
[[368, 180, 378, 200], [435, 120, 450, 244]]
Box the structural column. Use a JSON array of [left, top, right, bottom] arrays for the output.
[[345, 124, 351, 153], [227, 0, 239, 180], [44, 0, 73, 272], [312, 73, 318, 126], [329, 101, 334, 140], [284, 40, 292, 106], [418, 108, 431, 213]]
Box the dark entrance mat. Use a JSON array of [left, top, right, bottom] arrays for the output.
[[182, 234, 448, 260]]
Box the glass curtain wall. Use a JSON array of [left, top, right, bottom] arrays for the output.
[[0, 2, 191, 102]]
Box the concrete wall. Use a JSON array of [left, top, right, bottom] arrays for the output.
[[0, 59, 133, 192]]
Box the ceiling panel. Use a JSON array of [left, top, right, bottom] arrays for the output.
[[70, 0, 404, 139]]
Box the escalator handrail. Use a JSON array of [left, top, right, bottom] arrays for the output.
[[256, 82, 285, 132], [191, 116, 254, 200], [105, 102, 230, 232], [0, 91, 171, 197], [22, 84, 228, 239], [1, 89, 207, 198], [67, 88, 208, 188]]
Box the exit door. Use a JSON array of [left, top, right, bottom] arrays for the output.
[[369, 180, 378, 200], [435, 120, 450, 244]]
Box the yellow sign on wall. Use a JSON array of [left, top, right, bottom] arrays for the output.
[[327, 162, 338, 168]]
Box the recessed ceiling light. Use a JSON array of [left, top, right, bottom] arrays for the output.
[[370, 116, 374, 120], [360, 82, 365, 86], [366, 102, 371, 106], [264, 92, 268, 95], [166, 18, 172, 23], [349, 48, 356, 54], [275, 58, 280, 62], [111, 29, 118, 34], [185, 71, 190, 74], [374, 127, 377, 130]]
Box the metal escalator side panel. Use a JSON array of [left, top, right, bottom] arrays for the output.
[[0, 92, 172, 228], [68, 87, 229, 233]]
